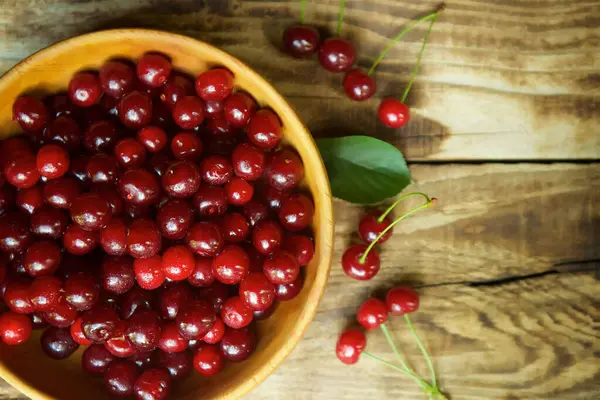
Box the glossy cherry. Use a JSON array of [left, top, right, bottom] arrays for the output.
[[137, 53, 172, 87], [192, 185, 228, 217], [204, 100, 223, 119], [251, 220, 283, 255], [242, 200, 267, 229], [4, 153, 40, 189], [161, 245, 195, 281], [68, 72, 102, 107], [225, 177, 253, 206], [43, 176, 81, 208], [82, 344, 115, 375], [137, 125, 168, 153], [84, 120, 120, 153], [220, 326, 255, 362], [100, 60, 135, 98], [283, 24, 321, 58], [172, 96, 205, 130], [221, 296, 253, 329], [29, 276, 62, 311], [343, 68, 376, 101], [70, 316, 93, 345], [114, 138, 147, 168], [127, 308, 161, 351], [127, 219, 162, 259], [36, 144, 70, 179], [81, 304, 120, 343], [102, 256, 135, 294], [378, 98, 410, 128], [161, 74, 194, 107], [156, 199, 194, 241], [23, 240, 62, 277], [278, 193, 314, 231], [357, 298, 388, 330], [62, 224, 98, 255], [341, 244, 380, 280], [283, 234, 314, 266], [30, 207, 68, 240], [133, 368, 171, 400], [357, 210, 393, 244], [185, 222, 223, 257], [265, 147, 304, 191], [246, 109, 282, 149], [386, 286, 420, 316], [202, 317, 225, 344], [40, 326, 79, 359], [157, 282, 193, 320], [223, 92, 256, 128], [12, 96, 49, 132], [132, 255, 165, 291], [263, 186, 290, 211], [206, 115, 236, 137], [195, 68, 234, 101], [64, 272, 99, 311], [119, 285, 154, 320], [193, 344, 224, 376], [104, 360, 139, 397], [86, 153, 120, 184], [119, 168, 161, 206], [158, 322, 188, 353], [176, 299, 216, 340], [201, 155, 233, 185], [0, 311, 32, 345], [263, 249, 300, 285], [275, 274, 304, 301], [220, 212, 250, 244], [336, 329, 366, 365], [100, 217, 128, 256], [70, 193, 112, 231], [318, 37, 356, 72], [239, 272, 276, 311], [118, 91, 153, 129], [161, 161, 201, 198], [0, 212, 32, 253], [3, 279, 35, 314], [170, 131, 203, 161], [158, 350, 193, 380], [212, 245, 249, 285]]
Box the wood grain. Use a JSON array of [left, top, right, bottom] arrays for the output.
[[0, 0, 599, 160]]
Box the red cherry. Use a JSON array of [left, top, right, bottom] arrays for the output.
[[357, 298, 388, 330], [341, 244, 380, 280], [283, 24, 321, 58], [263, 186, 290, 211], [251, 220, 283, 255], [70, 316, 92, 345], [358, 210, 392, 244], [63, 224, 98, 255], [157, 282, 193, 320], [318, 38, 356, 72], [105, 321, 137, 358], [195, 68, 234, 102], [127, 219, 162, 259], [157, 350, 193, 381], [118, 168, 161, 206], [192, 185, 228, 217], [28, 276, 62, 311], [220, 212, 250, 243], [246, 109, 282, 149], [43, 176, 81, 209], [204, 100, 223, 119], [161, 161, 201, 199], [223, 92, 256, 128], [172, 96, 205, 130], [243, 199, 269, 228], [130, 351, 158, 370], [265, 147, 304, 191], [86, 153, 120, 184], [12, 96, 49, 132], [91, 184, 124, 216], [221, 296, 253, 329], [239, 272, 276, 311], [386, 286, 420, 316], [4, 153, 40, 188], [185, 222, 223, 257], [83, 120, 120, 153], [176, 299, 216, 340], [43, 299, 78, 328], [378, 98, 410, 128], [4, 279, 34, 314], [156, 198, 194, 240], [231, 142, 265, 181], [100, 217, 128, 256], [104, 360, 139, 397], [70, 193, 112, 231], [158, 322, 188, 353], [82, 343, 115, 374], [81, 304, 120, 343], [118, 91, 153, 129], [170, 131, 203, 161], [193, 344, 224, 376], [126, 308, 161, 351], [41, 326, 80, 359], [0, 312, 32, 345], [253, 301, 278, 320], [24, 240, 62, 277], [212, 245, 249, 285], [343, 68, 376, 101], [100, 60, 135, 98], [220, 326, 255, 362], [119, 285, 154, 321], [68, 72, 102, 107], [102, 256, 135, 294], [263, 250, 300, 285], [225, 177, 253, 206], [0, 212, 32, 253], [187, 257, 214, 288], [283, 234, 314, 266], [114, 138, 147, 169], [161, 74, 194, 107], [133, 255, 165, 290], [137, 125, 168, 153], [45, 93, 77, 118], [134, 368, 171, 400], [200, 155, 233, 186], [64, 272, 100, 311], [275, 274, 304, 301], [278, 193, 314, 231], [202, 317, 225, 344], [161, 245, 195, 281], [206, 115, 236, 137], [336, 329, 366, 365], [137, 53, 172, 87], [36, 144, 70, 179]]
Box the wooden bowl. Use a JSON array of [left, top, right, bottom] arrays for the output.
[[0, 29, 334, 400]]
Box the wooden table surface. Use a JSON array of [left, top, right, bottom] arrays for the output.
[[1, 0, 599, 399]]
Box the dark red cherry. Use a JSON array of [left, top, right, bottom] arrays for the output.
[[0, 185, 16, 216], [243, 200, 268, 228], [92, 183, 124, 216], [246, 109, 282, 149], [336, 329, 366, 365], [161, 74, 194, 107], [36, 144, 70, 179], [220, 212, 250, 244], [221, 296, 253, 329], [265, 147, 304, 191], [100, 60, 135, 98], [202, 317, 225, 344], [84, 120, 120, 153], [104, 360, 139, 397], [82, 343, 115, 375], [43, 299, 78, 328], [134, 255, 165, 290], [253, 300, 278, 320], [155, 199, 193, 241], [62, 224, 98, 255], [157, 282, 192, 320], [30, 207, 68, 240], [0, 212, 33, 253], [206, 115, 237, 137], [318, 37, 357, 72], [40, 326, 79, 359], [12, 96, 49, 132], [385, 286, 420, 316], [358, 210, 392, 244], [45, 93, 78, 118], [114, 138, 147, 169], [29, 276, 62, 311], [137, 53, 172, 88], [69, 154, 90, 185], [275, 273, 304, 301], [343, 68, 376, 101], [357, 297, 388, 330], [220, 326, 255, 362], [176, 299, 216, 340], [225, 177, 253, 206], [231, 142, 265, 181], [127, 219, 162, 259], [137, 125, 168, 153], [68, 72, 102, 107], [170, 131, 203, 161], [204, 100, 223, 120], [239, 272, 276, 311], [193, 344, 224, 376], [263, 249, 300, 285], [212, 245, 249, 285], [16, 185, 43, 215], [81, 304, 120, 343], [24, 240, 62, 277], [161, 245, 195, 281], [127, 308, 161, 351], [4, 279, 35, 314], [161, 161, 201, 198], [102, 256, 135, 294], [158, 322, 188, 353], [105, 320, 137, 358], [158, 350, 193, 380], [70, 316, 91, 344], [64, 272, 100, 311], [118, 168, 161, 206], [283, 234, 314, 266], [199, 282, 229, 313], [195, 68, 234, 102], [201, 155, 233, 185], [133, 368, 171, 400], [378, 98, 410, 128], [278, 193, 314, 231], [70, 193, 112, 231], [187, 256, 215, 287], [172, 96, 205, 130], [341, 244, 380, 280], [130, 351, 158, 369], [43, 176, 81, 209], [283, 24, 321, 58], [119, 285, 155, 320], [4, 153, 40, 189], [252, 220, 283, 255], [118, 91, 153, 129], [192, 185, 228, 217], [223, 92, 256, 128]]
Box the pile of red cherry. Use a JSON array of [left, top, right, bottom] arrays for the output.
[[0, 52, 315, 400]]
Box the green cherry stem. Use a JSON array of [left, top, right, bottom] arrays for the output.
[[379, 323, 414, 373], [404, 314, 438, 389], [367, 10, 440, 76], [300, 0, 307, 24], [358, 196, 437, 265], [400, 13, 439, 103], [362, 351, 428, 390], [377, 191, 432, 223], [336, 0, 345, 36]]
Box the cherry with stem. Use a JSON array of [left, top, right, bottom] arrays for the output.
[[283, 0, 321, 58], [318, 0, 356, 73]]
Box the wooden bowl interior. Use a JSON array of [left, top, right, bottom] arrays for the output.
[[0, 30, 333, 400]]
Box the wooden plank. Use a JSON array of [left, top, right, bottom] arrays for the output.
[[0, 0, 599, 160], [251, 272, 600, 400]]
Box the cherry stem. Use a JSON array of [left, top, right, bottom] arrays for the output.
[[405, 314, 438, 389], [400, 13, 438, 103], [380, 323, 414, 374], [359, 196, 436, 264], [377, 191, 432, 223], [367, 10, 440, 76], [300, 0, 307, 24], [336, 0, 345, 36]]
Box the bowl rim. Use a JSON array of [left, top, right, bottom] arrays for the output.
[[0, 28, 334, 400]]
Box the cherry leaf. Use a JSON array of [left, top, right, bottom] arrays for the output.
[[316, 136, 411, 204]]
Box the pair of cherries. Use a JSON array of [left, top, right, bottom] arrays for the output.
[[282, 1, 443, 129]]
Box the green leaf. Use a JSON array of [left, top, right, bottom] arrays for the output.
[[316, 135, 411, 204]]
